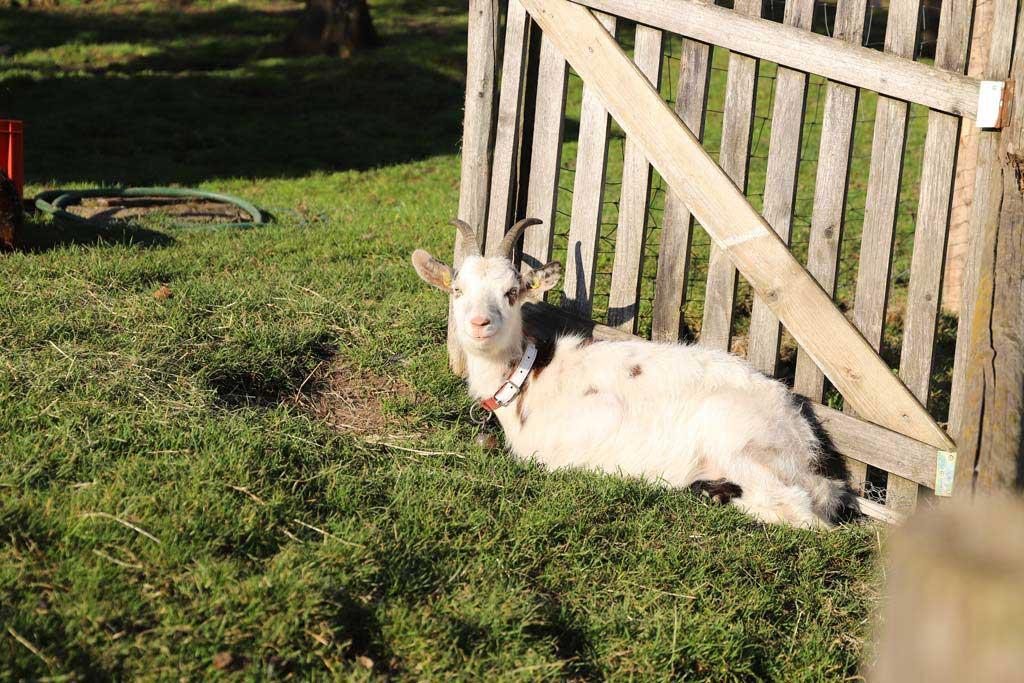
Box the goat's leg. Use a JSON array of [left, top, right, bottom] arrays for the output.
[[715, 459, 830, 529], [732, 485, 829, 529], [689, 479, 744, 505]]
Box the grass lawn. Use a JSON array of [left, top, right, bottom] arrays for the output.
[[2, 0, 881, 679]]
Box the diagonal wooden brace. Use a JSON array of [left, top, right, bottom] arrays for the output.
[[518, 0, 955, 453]]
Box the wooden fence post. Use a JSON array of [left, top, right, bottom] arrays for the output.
[[943, 0, 994, 314], [449, 0, 501, 376], [951, 2, 1024, 494]]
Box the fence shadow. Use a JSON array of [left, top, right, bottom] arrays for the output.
[[1, 1, 468, 186]]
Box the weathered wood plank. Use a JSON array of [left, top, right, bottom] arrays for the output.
[[700, 0, 761, 350], [569, 0, 984, 119], [450, 0, 500, 376], [512, 27, 544, 230], [951, 1, 1024, 495], [521, 30, 570, 271], [485, 0, 532, 255], [746, 0, 814, 375], [942, 3, 993, 315], [607, 25, 664, 331], [793, 0, 865, 403], [978, 151, 1024, 492], [850, 93, 910, 348], [517, 0, 955, 452], [951, 130, 1008, 491], [562, 12, 616, 318], [895, 0, 973, 504], [856, 496, 907, 525], [809, 404, 938, 488], [851, 0, 917, 354], [846, 0, 918, 508], [651, 27, 713, 342]]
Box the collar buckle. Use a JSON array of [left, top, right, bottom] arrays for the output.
[[492, 380, 521, 407], [478, 341, 537, 412]]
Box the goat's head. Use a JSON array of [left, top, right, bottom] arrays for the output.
[[411, 218, 562, 355]]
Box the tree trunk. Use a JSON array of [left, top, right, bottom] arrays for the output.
[[286, 0, 379, 58]]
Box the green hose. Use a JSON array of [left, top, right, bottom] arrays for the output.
[[34, 187, 267, 229]]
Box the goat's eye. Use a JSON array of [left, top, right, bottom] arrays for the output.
[[505, 288, 519, 303]]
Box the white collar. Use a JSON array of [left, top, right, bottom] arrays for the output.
[[479, 342, 537, 411]]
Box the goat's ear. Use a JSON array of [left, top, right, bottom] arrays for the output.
[[521, 261, 562, 302], [411, 249, 454, 292]]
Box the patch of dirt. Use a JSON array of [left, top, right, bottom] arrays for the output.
[[67, 196, 253, 225], [292, 358, 419, 438]]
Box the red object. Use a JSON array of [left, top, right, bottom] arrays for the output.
[[1, 120, 24, 199]]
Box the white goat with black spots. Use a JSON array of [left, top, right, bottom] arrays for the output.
[[412, 219, 851, 528]]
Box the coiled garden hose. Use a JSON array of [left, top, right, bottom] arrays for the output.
[[34, 187, 267, 229]]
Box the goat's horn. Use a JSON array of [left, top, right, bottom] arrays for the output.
[[498, 217, 543, 259], [450, 219, 481, 259]]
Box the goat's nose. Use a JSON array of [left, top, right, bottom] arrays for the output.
[[470, 315, 491, 327]]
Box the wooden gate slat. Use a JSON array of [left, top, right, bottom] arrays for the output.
[[607, 25, 664, 331], [850, 94, 908, 347], [569, 0, 982, 120], [847, 0, 918, 508], [895, 0, 973, 504], [700, 0, 762, 350], [517, 0, 955, 453], [651, 15, 714, 342], [809, 404, 939, 488], [850, 0, 918, 350], [793, 0, 865, 396], [562, 12, 616, 317], [451, 0, 500, 376], [792, 0, 867, 486], [746, 0, 814, 375], [522, 31, 570, 270], [485, 0, 532, 255]]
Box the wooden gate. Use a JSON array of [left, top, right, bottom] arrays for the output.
[[452, 0, 1023, 521]]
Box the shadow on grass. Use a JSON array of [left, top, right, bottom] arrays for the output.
[[323, 590, 393, 675], [204, 337, 336, 409], [2, 1, 468, 185], [16, 214, 175, 252], [526, 595, 600, 678]]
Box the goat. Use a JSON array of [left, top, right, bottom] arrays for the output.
[[412, 219, 852, 528]]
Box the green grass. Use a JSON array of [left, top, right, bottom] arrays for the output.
[[1, 1, 883, 679]]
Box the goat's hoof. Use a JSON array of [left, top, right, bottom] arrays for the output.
[[691, 479, 743, 505]]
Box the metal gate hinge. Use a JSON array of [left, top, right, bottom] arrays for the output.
[[977, 80, 1013, 128], [935, 450, 957, 497]]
